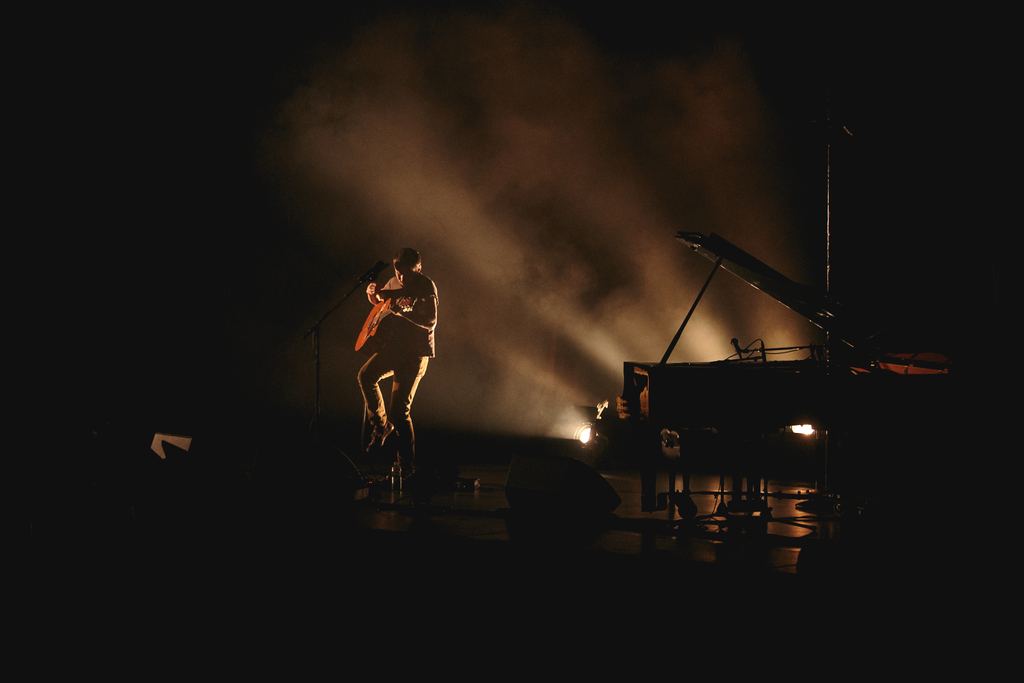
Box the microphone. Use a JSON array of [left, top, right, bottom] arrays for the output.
[[358, 261, 389, 283]]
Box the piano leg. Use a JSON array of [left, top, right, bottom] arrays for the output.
[[723, 431, 769, 514], [641, 425, 699, 516], [640, 425, 662, 512]]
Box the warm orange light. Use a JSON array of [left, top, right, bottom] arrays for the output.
[[791, 424, 814, 435], [575, 424, 593, 444]]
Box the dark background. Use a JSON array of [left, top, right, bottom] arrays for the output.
[[31, 4, 999, 460]]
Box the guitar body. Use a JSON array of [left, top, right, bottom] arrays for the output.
[[355, 295, 418, 355], [355, 298, 392, 354]]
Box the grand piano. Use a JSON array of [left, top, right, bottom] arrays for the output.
[[617, 232, 950, 514]]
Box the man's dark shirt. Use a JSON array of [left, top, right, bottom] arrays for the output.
[[380, 271, 436, 358]]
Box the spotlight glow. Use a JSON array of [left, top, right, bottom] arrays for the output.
[[575, 424, 593, 444], [791, 424, 814, 435]]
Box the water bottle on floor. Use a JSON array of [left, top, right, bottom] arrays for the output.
[[391, 460, 402, 490]]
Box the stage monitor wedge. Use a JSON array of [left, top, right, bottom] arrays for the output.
[[505, 454, 620, 516]]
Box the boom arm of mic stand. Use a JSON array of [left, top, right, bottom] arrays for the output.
[[304, 277, 368, 340]]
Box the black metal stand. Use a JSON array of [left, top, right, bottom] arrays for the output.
[[303, 262, 386, 442]]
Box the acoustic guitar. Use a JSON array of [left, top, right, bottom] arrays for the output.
[[355, 295, 418, 353]]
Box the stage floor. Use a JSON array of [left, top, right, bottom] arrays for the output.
[[19, 427, 929, 618], [352, 465, 836, 577]]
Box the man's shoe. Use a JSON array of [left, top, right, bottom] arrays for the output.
[[366, 421, 394, 452]]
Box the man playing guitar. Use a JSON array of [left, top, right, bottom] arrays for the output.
[[357, 248, 438, 489]]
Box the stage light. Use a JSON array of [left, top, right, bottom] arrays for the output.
[[790, 424, 814, 435], [575, 423, 594, 444], [572, 400, 609, 445], [570, 400, 613, 462]]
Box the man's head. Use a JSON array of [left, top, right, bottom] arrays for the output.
[[393, 247, 421, 283]]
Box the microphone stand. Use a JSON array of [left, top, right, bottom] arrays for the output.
[[303, 262, 386, 442]]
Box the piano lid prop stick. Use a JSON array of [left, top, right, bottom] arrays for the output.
[[659, 257, 722, 366]]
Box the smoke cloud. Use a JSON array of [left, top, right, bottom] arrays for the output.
[[257, 8, 824, 438]]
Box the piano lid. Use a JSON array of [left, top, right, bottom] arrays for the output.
[[675, 232, 854, 346]]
